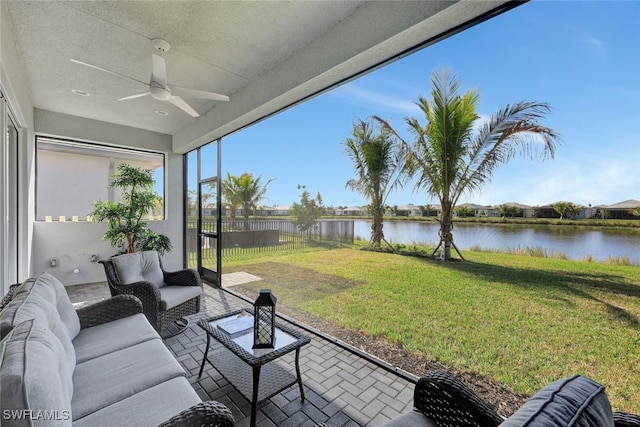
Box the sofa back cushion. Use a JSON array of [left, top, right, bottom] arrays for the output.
[[500, 375, 614, 427], [0, 319, 73, 426], [111, 250, 165, 288], [15, 273, 80, 339], [0, 277, 76, 396]]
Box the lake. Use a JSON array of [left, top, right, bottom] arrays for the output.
[[353, 220, 640, 264]]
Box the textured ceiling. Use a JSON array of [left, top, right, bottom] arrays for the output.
[[7, 1, 363, 135], [5, 0, 516, 151]]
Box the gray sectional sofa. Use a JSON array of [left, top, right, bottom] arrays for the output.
[[0, 272, 234, 427]]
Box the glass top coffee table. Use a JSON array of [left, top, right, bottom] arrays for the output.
[[197, 309, 311, 427]]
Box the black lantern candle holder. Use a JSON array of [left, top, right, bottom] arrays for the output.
[[253, 289, 277, 349]]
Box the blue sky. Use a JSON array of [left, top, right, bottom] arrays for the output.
[[219, 1, 640, 209]]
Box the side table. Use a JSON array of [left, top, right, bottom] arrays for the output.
[[197, 310, 311, 427]]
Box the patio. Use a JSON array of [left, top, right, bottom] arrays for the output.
[[66, 279, 417, 427]]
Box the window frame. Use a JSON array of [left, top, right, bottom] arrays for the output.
[[35, 136, 166, 222]]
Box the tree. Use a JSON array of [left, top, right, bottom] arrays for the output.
[[343, 119, 405, 247], [187, 190, 198, 217], [553, 201, 577, 219], [567, 203, 581, 219], [498, 204, 522, 218], [92, 163, 171, 256], [418, 204, 433, 217], [630, 207, 640, 218], [455, 205, 475, 217], [290, 185, 325, 240], [221, 175, 240, 220], [222, 172, 273, 230], [376, 70, 559, 260]]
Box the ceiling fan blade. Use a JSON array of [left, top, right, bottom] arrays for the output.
[[118, 92, 149, 101], [168, 96, 199, 117], [152, 54, 167, 88], [171, 85, 229, 102], [70, 59, 149, 87]]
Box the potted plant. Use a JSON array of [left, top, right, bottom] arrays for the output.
[[91, 163, 171, 255]]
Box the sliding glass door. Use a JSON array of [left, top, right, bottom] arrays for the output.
[[1, 92, 19, 292]]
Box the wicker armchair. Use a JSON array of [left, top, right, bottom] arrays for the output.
[[615, 413, 640, 427], [99, 250, 202, 336], [384, 371, 640, 427], [408, 371, 504, 427]]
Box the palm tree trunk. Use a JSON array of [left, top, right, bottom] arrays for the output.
[[438, 204, 465, 261], [439, 204, 454, 261], [371, 209, 384, 246]]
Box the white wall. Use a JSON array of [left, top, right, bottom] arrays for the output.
[[36, 150, 112, 221], [34, 109, 184, 286], [1, 1, 35, 294]]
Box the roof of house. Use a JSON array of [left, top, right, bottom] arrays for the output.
[[603, 199, 640, 209]]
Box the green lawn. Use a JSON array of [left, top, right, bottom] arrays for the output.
[[223, 247, 640, 413]]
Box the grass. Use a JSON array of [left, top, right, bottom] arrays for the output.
[[223, 246, 640, 413]]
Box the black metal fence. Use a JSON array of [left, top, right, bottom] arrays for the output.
[[187, 219, 354, 264]]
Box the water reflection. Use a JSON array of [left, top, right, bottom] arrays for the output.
[[354, 220, 640, 263]]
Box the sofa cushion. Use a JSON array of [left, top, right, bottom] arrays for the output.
[[111, 251, 165, 288], [158, 285, 202, 311], [0, 272, 79, 341], [71, 338, 185, 419], [0, 319, 72, 426], [500, 375, 614, 427], [72, 377, 201, 427], [380, 408, 439, 427], [0, 290, 76, 397], [73, 313, 159, 364], [16, 272, 81, 339]]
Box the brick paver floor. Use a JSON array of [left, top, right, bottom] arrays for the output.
[[66, 279, 416, 426]]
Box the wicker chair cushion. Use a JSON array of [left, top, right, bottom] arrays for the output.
[[0, 289, 76, 396], [111, 251, 166, 288], [0, 319, 73, 425], [380, 408, 439, 427], [500, 375, 614, 427], [158, 285, 203, 311]]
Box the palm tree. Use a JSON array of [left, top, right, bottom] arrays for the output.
[[221, 175, 240, 221], [553, 201, 574, 219], [343, 119, 404, 247], [223, 172, 273, 230], [376, 70, 560, 260]]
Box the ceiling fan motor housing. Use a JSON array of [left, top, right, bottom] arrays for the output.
[[151, 38, 171, 53], [150, 85, 171, 101]]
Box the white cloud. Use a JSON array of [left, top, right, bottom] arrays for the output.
[[578, 31, 607, 57], [330, 85, 422, 116]]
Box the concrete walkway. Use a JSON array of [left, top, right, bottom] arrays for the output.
[[66, 280, 416, 426]]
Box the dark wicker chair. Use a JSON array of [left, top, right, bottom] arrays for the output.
[[615, 413, 640, 427], [99, 251, 202, 336], [387, 371, 640, 427], [411, 371, 505, 427], [0, 284, 20, 311]]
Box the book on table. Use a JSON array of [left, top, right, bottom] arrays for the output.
[[216, 314, 254, 338]]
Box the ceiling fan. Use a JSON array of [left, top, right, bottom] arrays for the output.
[[71, 38, 229, 117]]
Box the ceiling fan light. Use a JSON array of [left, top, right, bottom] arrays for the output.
[[150, 86, 171, 101]]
